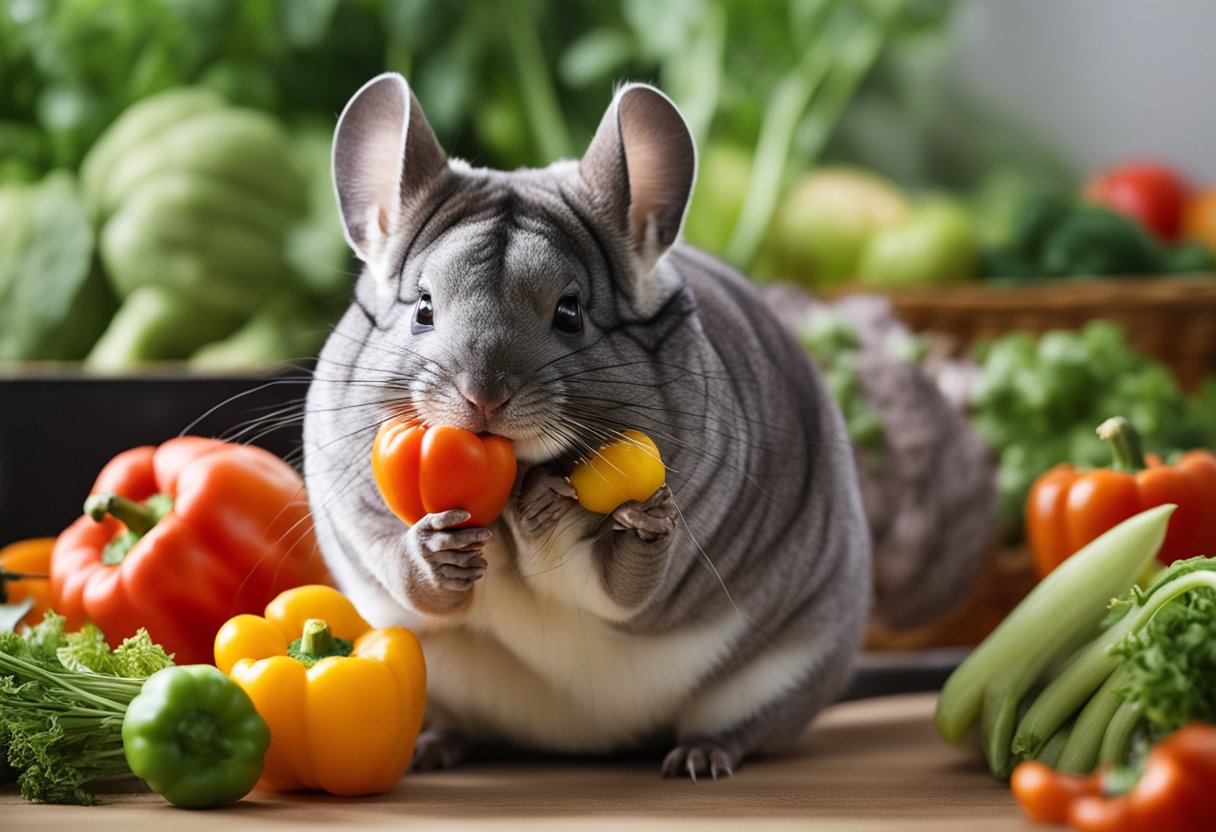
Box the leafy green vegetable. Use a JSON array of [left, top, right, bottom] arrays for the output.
[[1111, 561, 1216, 734], [797, 310, 887, 463], [0, 612, 173, 804], [972, 321, 1216, 535], [0, 171, 115, 362], [981, 190, 1214, 282], [934, 504, 1172, 778], [56, 625, 174, 678], [938, 511, 1216, 781], [1008, 556, 1216, 772]]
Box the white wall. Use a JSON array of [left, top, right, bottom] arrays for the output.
[[947, 0, 1216, 183]]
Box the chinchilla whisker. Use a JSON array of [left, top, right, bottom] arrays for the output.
[[322, 325, 452, 374], [178, 375, 312, 438], [542, 356, 735, 386], [525, 417, 587, 461], [559, 380, 809, 447], [669, 490, 755, 628], [303, 414, 386, 464], [552, 413, 624, 455], [561, 398, 797, 459], [561, 405, 791, 496], [523, 330, 612, 379], [560, 401, 768, 463]]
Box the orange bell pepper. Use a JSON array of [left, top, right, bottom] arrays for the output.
[[50, 437, 333, 665], [214, 585, 426, 796], [372, 418, 516, 527], [0, 537, 55, 627], [1026, 416, 1216, 578]]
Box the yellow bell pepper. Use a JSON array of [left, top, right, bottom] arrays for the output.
[[213, 584, 426, 796], [569, 430, 666, 513]]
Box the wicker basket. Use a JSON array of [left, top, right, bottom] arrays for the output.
[[865, 274, 1216, 390]]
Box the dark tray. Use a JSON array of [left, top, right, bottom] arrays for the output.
[[0, 368, 306, 541]]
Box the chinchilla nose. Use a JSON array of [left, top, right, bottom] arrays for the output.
[[457, 375, 511, 416]]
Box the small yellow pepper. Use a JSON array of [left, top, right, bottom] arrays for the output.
[[569, 430, 666, 514], [213, 585, 426, 796]]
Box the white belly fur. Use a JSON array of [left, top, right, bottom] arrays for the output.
[[347, 521, 818, 752], [424, 527, 751, 751]]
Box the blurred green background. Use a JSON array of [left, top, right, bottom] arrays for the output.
[[0, 0, 1002, 372], [2, 0, 1215, 376]]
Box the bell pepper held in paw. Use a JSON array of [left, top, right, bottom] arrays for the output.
[[0, 537, 55, 628], [569, 430, 666, 514], [51, 437, 333, 665], [372, 418, 516, 528], [214, 585, 426, 796], [1026, 416, 1216, 577]]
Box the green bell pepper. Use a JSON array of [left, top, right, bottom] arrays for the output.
[[122, 664, 269, 809]]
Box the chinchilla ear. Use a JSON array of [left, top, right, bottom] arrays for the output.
[[332, 72, 448, 278], [580, 83, 696, 275]]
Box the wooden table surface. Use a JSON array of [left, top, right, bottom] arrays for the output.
[[2, 691, 1035, 831]]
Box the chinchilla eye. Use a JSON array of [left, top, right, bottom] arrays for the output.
[[413, 293, 434, 332], [553, 294, 582, 335]]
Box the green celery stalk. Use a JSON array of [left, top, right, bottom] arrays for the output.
[[1052, 666, 1129, 774], [1098, 699, 1144, 766], [1012, 563, 1216, 759], [935, 504, 1173, 752], [1034, 720, 1073, 769]]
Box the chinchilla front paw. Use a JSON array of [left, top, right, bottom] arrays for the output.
[[515, 466, 581, 538], [612, 484, 677, 544], [407, 509, 491, 593]]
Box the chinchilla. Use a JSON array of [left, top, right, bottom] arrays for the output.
[[302, 72, 871, 779]]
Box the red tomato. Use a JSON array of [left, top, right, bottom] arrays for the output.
[[371, 418, 517, 528], [1084, 162, 1191, 241]]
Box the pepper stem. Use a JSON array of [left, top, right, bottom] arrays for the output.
[[85, 492, 174, 567], [299, 619, 335, 657], [287, 619, 354, 667], [85, 492, 163, 536], [1096, 417, 1148, 472]]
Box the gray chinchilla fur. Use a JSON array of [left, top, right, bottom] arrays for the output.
[[302, 73, 871, 779]]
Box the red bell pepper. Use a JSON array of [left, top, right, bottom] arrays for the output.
[[1026, 416, 1216, 578], [51, 437, 333, 665], [1014, 724, 1216, 831]]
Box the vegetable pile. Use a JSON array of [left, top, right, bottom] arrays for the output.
[[937, 505, 1216, 784], [970, 320, 1216, 534], [0, 424, 439, 809], [80, 89, 322, 369], [981, 187, 1213, 283], [0, 612, 267, 807], [2, 0, 966, 367]]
